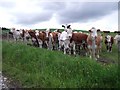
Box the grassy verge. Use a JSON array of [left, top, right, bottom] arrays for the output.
[[2, 41, 119, 88]]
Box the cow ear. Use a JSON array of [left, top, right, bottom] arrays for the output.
[[67, 25, 71, 29], [62, 25, 65, 28], [97, 29, 100, 32], [89, 30, 91, 32]]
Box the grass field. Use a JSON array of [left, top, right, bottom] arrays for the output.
[[2, 40, 119, 88]]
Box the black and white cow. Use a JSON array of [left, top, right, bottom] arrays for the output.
[[105, 34, 114, 52]]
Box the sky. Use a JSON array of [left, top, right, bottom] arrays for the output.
[[0, 0, 119, 31]]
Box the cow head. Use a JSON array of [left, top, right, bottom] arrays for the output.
[[10, 28, 15, 33], [97, 29, 101, 32], [106, 35, 111, 43], [35, 30, 39, 36], [62, 24, 72, 38], [45, 28, 50, 38]]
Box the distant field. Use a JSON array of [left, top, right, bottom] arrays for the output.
[[2, 40, 119, 88]]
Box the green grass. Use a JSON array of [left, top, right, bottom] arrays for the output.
[[2, 40, 119, 88], [0, 40, 2, 71]]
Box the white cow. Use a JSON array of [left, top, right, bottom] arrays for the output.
[[114, 34, 120, 45], [58, 24, 72, 54], [10, 28, 23, 42]]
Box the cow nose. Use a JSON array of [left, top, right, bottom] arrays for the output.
[[69, 36, 71, 38]]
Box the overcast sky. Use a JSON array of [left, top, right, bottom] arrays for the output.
[[0, 0, 119, 31]]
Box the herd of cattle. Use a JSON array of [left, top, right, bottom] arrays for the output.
[[1, 25, 120, 60]]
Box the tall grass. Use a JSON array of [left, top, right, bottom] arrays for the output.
[[2, 41, 119, 88]]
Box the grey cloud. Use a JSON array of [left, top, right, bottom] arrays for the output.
[[7, 1, 118, 26], [13, 11, 53, 25], [12, 2, 67, 25], [37, 2, 66, 11], [56, 2, 118, 24]]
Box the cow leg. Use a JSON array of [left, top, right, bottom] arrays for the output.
[[38, 39, 43, 48], [63, 41, 67, 54], [64, 46, 66, 54], [69, 42, 73, 55], [13, 35, 16, 42], [96, 47, 100, 58], [58, 40, 63, 51], [92, 39, 97, 60], [73, 43, 76, 55], [89, 49, 92, 59], [86, 47, 88, 56], [24, 37, 28, 44], [109, 45, 112, 52], [45, 41, 49, 49], [31, 38, 36, 46], [58, 40, 61, 51], [87, 45, 92, 58], [63, 40, 70, 54], [63, 42, 67, 54], [84, 43, 88, 56], [106, 45, 109, 52], [48, 35, 53, 50]]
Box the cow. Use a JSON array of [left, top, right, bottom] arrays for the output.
[[70, 32, 88, 55], [59, 24, 88, 55], [87, 28, 103, 60], [28, 30, 39, 47], [114, 33, 120, 45], [105, 34, 114, 52], [58, 24, 72, 54], [34, 29, 57, 49], [24, 29, 31, 42], [9, 28, 23, 42], [48, 29, 61, 50], [35, 30, 49, 48]]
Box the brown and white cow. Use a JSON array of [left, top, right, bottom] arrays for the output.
[[48, 29, 61, 50], [35, 30, 49, 48], [59, 24, 88, 55], [35, 29, 57, 49], [87, 28, 103, 60], [28, 29, 40, 47], [70, 32, 88, 55]]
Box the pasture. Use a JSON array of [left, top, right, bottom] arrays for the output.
[[2, 38, 119, 88]]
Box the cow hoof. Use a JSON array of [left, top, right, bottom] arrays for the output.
[[89, 56, 92, 59], [97, 55, 99, 58], [95, 58, 97, 61]]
